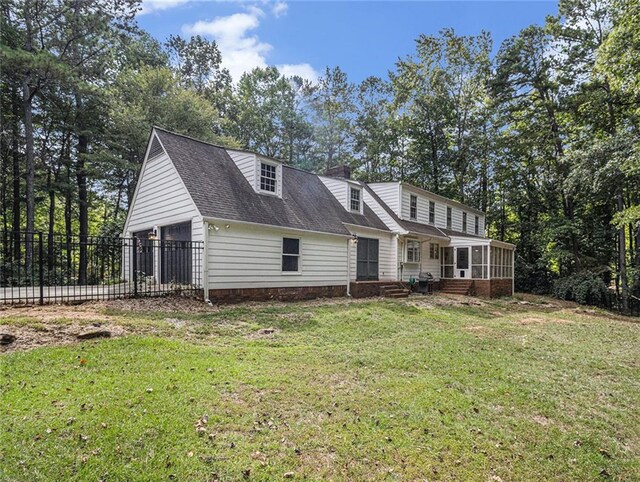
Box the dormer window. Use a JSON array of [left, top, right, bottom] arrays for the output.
[[350, 187, 361, 212], [410, 195, 417, 220], [260, 162, 277, 193]]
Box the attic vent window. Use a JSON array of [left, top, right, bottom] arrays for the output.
[[260, 162, 277, 193], [350, 187, 361, 212]]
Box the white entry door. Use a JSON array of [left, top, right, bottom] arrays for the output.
[[455, 247, 470, 278]]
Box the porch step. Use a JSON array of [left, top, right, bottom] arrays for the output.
[[439, 279, 475, 296], [380, 283, 410, 298]]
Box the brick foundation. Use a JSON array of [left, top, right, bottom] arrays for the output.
[[208, 285, 347, 304], [471, 279, 512, 298]]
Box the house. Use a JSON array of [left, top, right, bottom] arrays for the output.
[[123, 127, 515, 302]]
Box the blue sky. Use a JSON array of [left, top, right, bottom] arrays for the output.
[[138, 1, 558, 83]]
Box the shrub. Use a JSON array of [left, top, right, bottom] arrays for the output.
[[552, 271, 610, 306], [514, 255, 555, 294]]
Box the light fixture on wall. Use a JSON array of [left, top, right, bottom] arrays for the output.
[[351, 234, 358, 244], [225, 224, 230, 229], [210, 224, 220, 232], [147, 226, 158, 240]]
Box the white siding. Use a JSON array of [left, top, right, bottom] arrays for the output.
[[399, 186, 486, 235], [369, 183, 401, 215], [363, 190, 405, 233], [399, 238, 442, 282], [347, 227, 396, 281], [126, 152, 200, 235], [319, 176, 348, 209], [207, 224, 348, 289], [123, 150, 202, 283], [227, 150, 256, 188]]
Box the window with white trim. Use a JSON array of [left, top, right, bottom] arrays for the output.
[[282, 237, 300, 272], [410, 195, 417, 220], [260, 162, 277, 193], [446, 207, 452, 229], [350, 187, 361, 212], [475, 215, 479, 235], [429, 242, 439, 260], [462, 212, 467, 232], [406, 240, 421, 263], [429, 201, 435, 224]]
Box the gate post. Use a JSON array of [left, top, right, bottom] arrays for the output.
[[38, 232, 44, 305], [132, 236, 138, 298]]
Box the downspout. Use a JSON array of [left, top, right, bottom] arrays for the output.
[[202, 220, 211, 305], [346, 237, 351, 297]]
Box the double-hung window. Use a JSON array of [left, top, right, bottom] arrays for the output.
[[282, 237, 300, 272], [462, 212, 467, 233], [429, 242, 439, 260], [350, 187, 361, 212], [429, 201, 435, 224], [410, 195, 417, 220], [475, 216, 479, 235], [446, 207, 452, 229], [406, 240, 421, 263], [260, 162, 277, 193]]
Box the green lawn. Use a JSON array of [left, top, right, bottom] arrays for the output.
[[1, 296, 639, 481]]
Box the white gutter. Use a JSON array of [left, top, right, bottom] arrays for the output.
[[202, 216, 352, 238]]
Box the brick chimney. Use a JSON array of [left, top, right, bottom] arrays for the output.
[[325, 165, 351, 180]]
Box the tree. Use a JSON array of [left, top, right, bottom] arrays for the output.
[[306, 66, 355, 172]]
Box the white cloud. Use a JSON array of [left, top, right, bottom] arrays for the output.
[[182, 4, 317, 83], [272, 1, 288, 18], [139, 0, 189, 15], [277, 63, 318, 83]]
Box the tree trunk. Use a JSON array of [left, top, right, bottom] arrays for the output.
[[75, 95, 89, 285], [11, 88, 21, 261], [617, 192, 628, 312]]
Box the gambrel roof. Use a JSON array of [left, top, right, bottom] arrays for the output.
[[153, 128, 389, 236]]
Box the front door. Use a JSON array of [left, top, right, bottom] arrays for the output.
[[356, 237, 379, 281], [161, 222, 192, 284], [456, 247, 470, 278]]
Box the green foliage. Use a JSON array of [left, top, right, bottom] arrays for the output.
[[552, 271, 610, 306]]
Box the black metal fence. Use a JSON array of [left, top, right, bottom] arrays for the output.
[[0, 231, 203, 304]]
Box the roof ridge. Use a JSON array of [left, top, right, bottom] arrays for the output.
[[153, 126, 231, 151]]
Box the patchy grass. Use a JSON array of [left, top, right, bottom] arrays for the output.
[[1, 296, 639, 481]]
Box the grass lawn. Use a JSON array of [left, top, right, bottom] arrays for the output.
[[1, 295, 639, 481]]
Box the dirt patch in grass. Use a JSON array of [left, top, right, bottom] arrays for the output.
[[0, 322, 128, 353], [0, 303, 116, 323], [518, 316, 574, 325]]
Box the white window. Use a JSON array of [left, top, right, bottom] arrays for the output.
[[446, 207, 452, 229], [429, 242, 439, 260], [475, 216, 479, 235], [282, 237, 300, 272], [462, 212, 467, 232], [260, 162, 277, 193], [410, 195, 417, 220], [350, 187, 361, 212], [429, 201, 435, 224], [406, 240, 421, 263]]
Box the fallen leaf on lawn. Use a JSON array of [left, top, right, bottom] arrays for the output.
[[187, 451, 194, 458]]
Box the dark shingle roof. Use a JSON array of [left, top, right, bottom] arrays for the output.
[[439, 228, 487, 239], [401, 220, 449, 239], [154, 128, 389, 236]]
